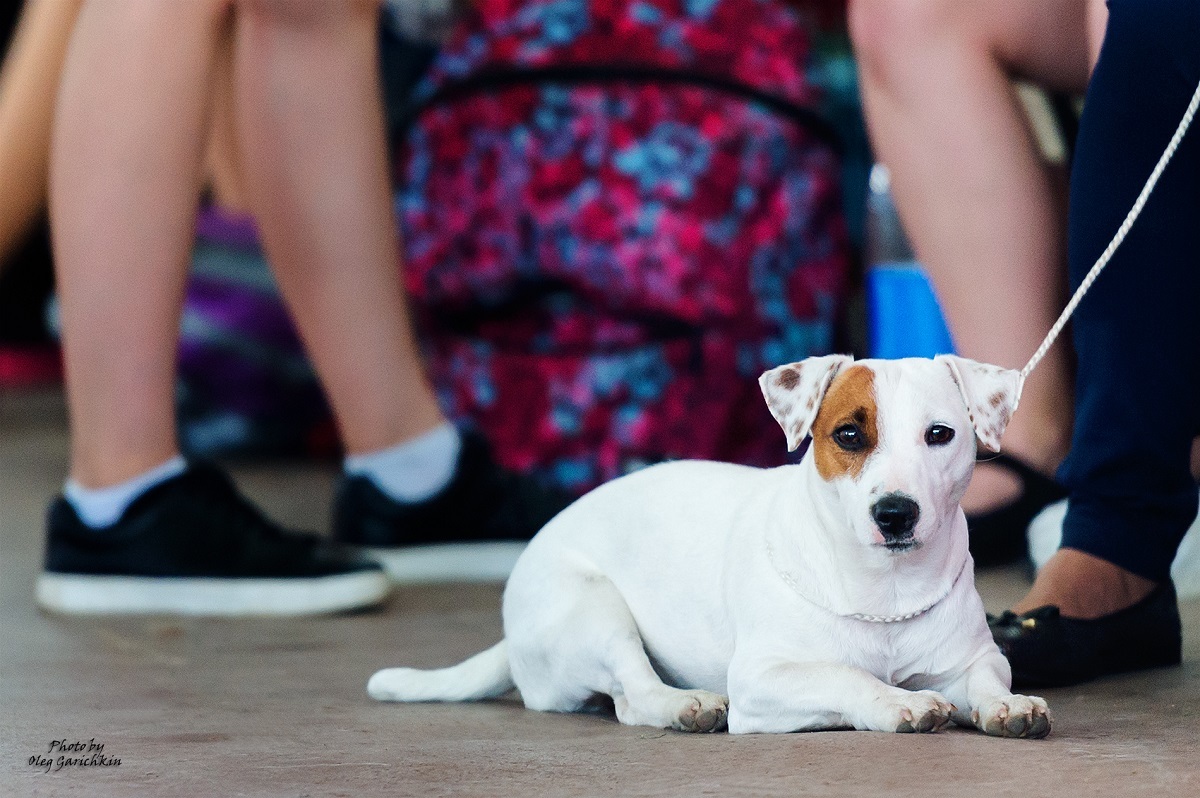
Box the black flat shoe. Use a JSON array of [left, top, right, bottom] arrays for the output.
[[967, 453, 1067, 567], [988, 581, 1182, 688]]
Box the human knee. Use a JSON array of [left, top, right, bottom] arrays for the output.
[[848, 0, 965, 83]]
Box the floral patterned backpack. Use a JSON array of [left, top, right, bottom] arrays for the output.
[[396, 0, 850, 493]]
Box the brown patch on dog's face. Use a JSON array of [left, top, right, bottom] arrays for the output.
[[810, 365, 878, 481], [988, 391, 1006, 409]]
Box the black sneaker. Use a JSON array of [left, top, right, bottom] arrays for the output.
[[37, 464, 390, 616], [332, 432, 575, 583]]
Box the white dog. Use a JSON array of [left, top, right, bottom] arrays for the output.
[[369, 355, 1051, 738]]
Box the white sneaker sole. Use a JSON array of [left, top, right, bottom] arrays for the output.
[[35, 570, 391, 616], [364, 541, 527, 584]]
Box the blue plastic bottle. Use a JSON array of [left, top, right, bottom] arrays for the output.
[[864, 164, 956, 359]]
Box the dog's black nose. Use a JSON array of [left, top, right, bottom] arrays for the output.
[[871, 495, 920, 537]]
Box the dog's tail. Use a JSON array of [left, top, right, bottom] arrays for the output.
[[367, 640, 514, 703]]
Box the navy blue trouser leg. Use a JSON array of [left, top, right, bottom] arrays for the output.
[[1058, 0, 1200, 582]]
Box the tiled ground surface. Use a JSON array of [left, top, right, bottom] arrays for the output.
[[3, 388, 1198, 797]]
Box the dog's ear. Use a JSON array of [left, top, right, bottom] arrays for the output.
[[759, 355, 854, 452], [936, 355, 1021, 453]]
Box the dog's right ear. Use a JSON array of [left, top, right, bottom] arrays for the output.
[[935, 354, 1021, 453], [759, 355, 853, 451]]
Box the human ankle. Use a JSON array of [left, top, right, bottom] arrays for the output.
[[344, 422, 462, 503], [68, 445, 184, 491], [1013, 549, 1157, 619], [65, 455, 188, 528]]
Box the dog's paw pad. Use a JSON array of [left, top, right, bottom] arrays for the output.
[[674, 691, 729, 733], [883, 691, 954, 734], [976, 694, 1051, 739]]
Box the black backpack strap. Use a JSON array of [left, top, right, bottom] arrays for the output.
[[391, 64, 843, 155]]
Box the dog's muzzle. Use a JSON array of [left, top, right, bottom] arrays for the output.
[[870, 494, 920, 547]]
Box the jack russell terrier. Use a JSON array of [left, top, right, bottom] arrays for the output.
[[369, 355, 1051, 738]]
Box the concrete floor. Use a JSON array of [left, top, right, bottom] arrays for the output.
[[2, 388, 1198, 798]]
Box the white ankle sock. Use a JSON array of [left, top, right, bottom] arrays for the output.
[[65, 456, 188, 529], [344, 423, 462, 503]]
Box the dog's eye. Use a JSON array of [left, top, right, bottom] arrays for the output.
[[833, 425, 866, 451], [925, 424, 955, 446]]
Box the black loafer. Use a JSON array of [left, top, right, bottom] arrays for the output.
[[988, 581, 1182, 688]]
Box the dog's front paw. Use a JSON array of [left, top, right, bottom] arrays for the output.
[[972, 694, 1051, 739], [675, 690, 730, 733], [615, 688, 729, 732], [874, 690, 955, 733]]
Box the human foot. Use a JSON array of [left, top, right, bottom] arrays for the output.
[[964, 453, 1067, 566], [333, 431, 574, 584], [961, 410, 1068, 516], [38, 463, 389, 615], [989, 548, 1179, 687], [960, 377, 1069, 531], [990, 570, 1181, 688]]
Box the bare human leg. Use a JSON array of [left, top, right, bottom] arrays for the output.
[[204, 10, 250, 214], [50, 0, 228, 488], [849, 0, 1092, 513], [233, 0, 445, 457], [0, 0, 82, 268]]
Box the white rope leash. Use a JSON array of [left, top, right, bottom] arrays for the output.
[[1016, 77, 1200, 405]]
